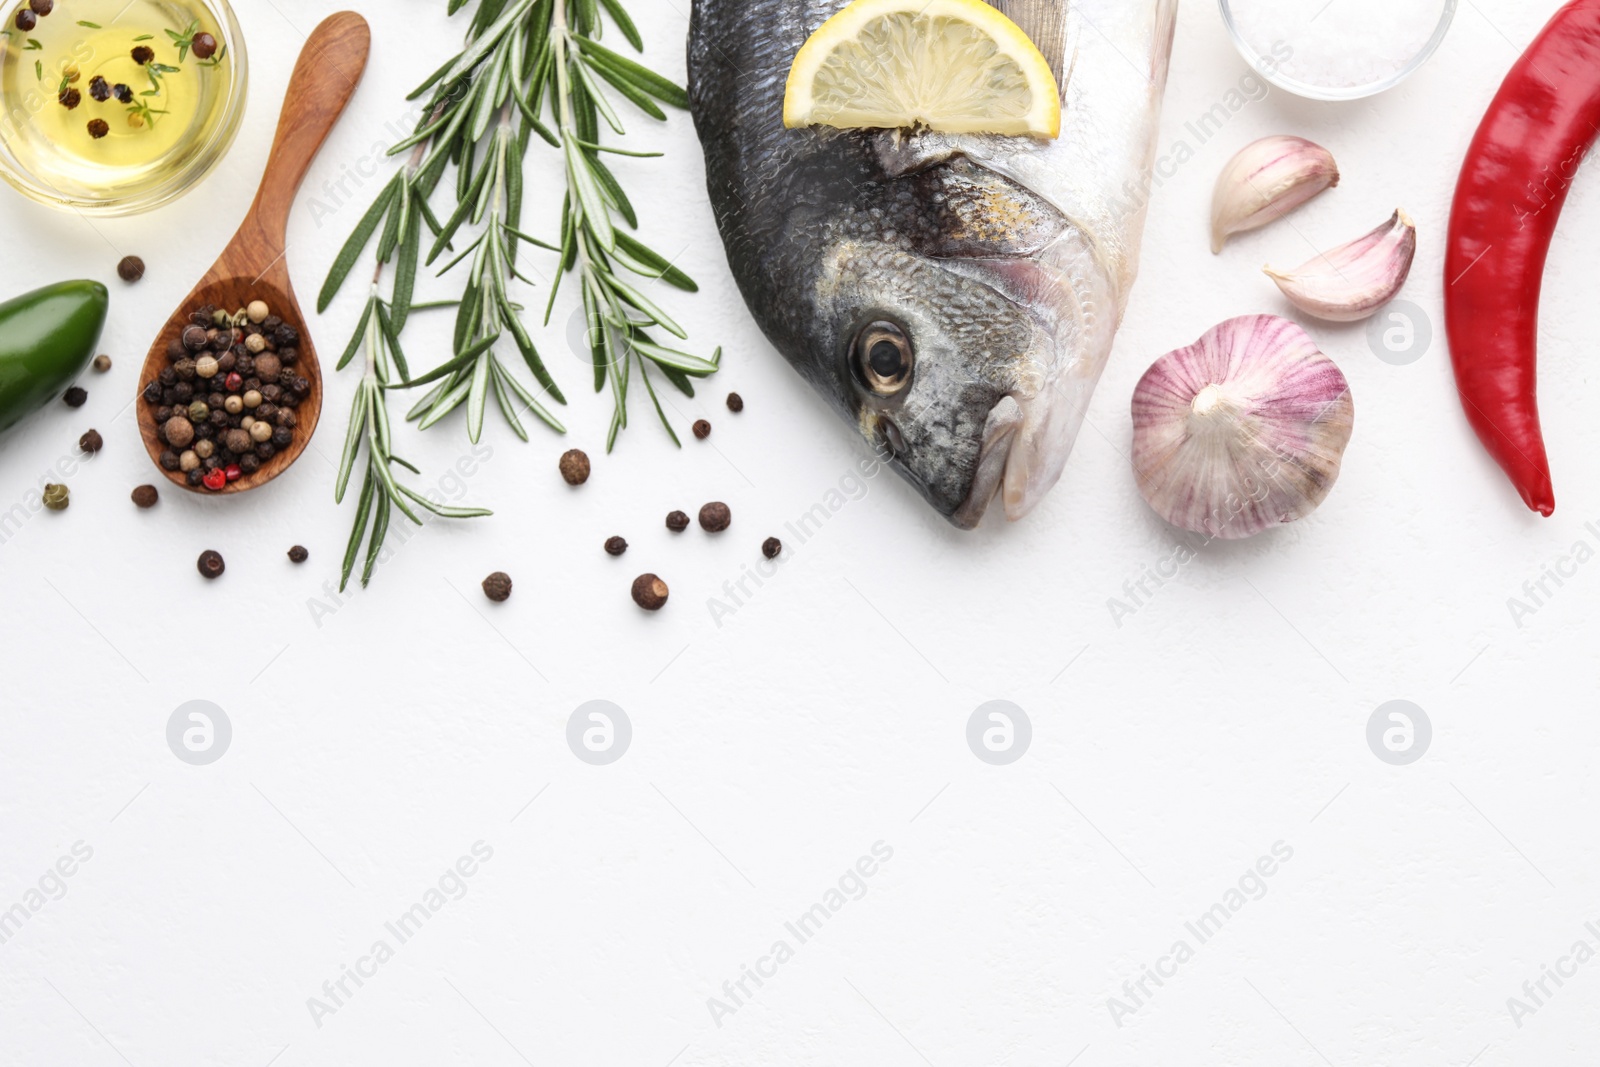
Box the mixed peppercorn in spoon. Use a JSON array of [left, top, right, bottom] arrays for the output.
[[142, 298, 311, 491]]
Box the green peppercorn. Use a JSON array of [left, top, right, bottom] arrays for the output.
[[42, 484, 69, 511]]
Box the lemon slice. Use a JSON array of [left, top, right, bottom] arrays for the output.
[[783, 0, 1062, 139]]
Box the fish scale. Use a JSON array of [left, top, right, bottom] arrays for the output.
[[689, 0, 1178, 527]]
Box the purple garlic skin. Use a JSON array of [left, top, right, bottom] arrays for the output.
[[1264, 210, 1417, 322], [1211, 136, 1340, 253], [1131, 315, 1355, 540]]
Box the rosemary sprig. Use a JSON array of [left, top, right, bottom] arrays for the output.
[[318, 0, 715, 586]]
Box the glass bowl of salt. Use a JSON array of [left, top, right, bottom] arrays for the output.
[[1219, 0, 1456, 101]]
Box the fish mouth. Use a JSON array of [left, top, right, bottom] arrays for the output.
[[951, 396, 1024, 529], [951, 388, 1069, 529]]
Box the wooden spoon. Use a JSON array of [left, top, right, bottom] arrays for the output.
[[137, 12, 371, 495]]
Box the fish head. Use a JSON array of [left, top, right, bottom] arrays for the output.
[[818, 238, 1077, 529]]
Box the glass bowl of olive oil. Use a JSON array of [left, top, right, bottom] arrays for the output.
[[0, 0, 246, 216]]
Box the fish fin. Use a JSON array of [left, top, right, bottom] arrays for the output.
[[984, 0, 1069, 88]]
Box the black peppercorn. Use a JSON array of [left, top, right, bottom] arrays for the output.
[[156, 406, 174, 424], [255, 442, 276, 460], [271, 426, 292, 448], [29, 0, 53, 14], [87, 118, 109, 139], [239, 454, 260, 474], [58, 87, 81, 110], [605, 536, 628, 556], [482, 571, 513, 603], [666, 510, 689, 533], [111, 83, 133, 104], [88, 75, 110, 102], [763, 537, 782, 560], [288, 545, 308, 564], [274, 324, 299, 347], [197, 550, 226, 580], [692, 419, 711, 440], [131, 45, 155, 65], [699, 502, 732, 533], [291, 377, 310, 397], [63, 386, 87, 407], [166, 338, 186, 362], [143, 381, 163, 403], [187, 468, 206, 487], [117, 255, 145, 282], [79, 429, 103, 454], [172, 382, 193, 404], [261, 384, 283, 404], [131, 485, 159, 508], [631, 574, 669, 611], [726, 392, 744, 413], [279, 346, 299, 365], [182, 325, 208, 351], [559, 449, 590, 486], [14, 10, 36, 31], [159, 450, 180, 471], [159, 367, 177, 386]]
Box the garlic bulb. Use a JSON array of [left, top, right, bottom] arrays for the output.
[[1131, 316, 1355, 540], [1264, 210, 1417, 322], [1211, 136, 1340, 254]]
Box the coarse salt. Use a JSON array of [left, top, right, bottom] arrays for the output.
[[1226, 0, 1452, 94]]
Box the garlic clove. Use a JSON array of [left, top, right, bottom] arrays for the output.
[[1211, 136, 1340, 254], [1263, 209, 1417, 322], [1131, 315, 1355, 540]]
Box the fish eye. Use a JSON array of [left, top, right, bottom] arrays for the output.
[[852, 321, 914, 397]]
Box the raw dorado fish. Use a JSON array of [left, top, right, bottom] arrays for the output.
[[688, 0, 1179, 527]]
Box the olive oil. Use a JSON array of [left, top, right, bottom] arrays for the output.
[[0, 0, 238, 204]]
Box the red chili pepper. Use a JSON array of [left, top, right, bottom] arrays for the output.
[[1444, 0, 1600, 517]]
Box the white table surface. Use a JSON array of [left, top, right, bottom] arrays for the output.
[[2, 1, 1597, 1064]]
